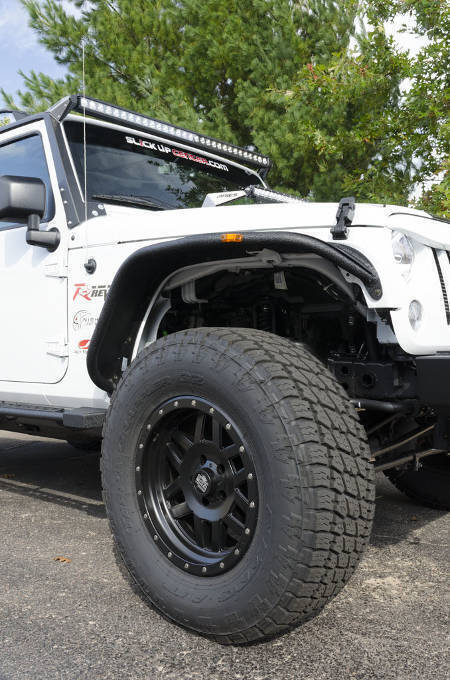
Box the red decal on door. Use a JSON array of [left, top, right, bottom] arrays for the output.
[[73, 283, 91, 301]]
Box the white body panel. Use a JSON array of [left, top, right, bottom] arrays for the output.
[[1, 116, 449, 409], [0, 120, 68, 385]]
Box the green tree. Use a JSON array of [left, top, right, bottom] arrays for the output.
[[363, 1, 449, 215], [2, 0, 448, 214]]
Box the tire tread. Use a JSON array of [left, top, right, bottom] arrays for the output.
[[101, 328, 375, 644]]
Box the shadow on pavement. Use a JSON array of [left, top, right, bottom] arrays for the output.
[[0, 430, 446, 536], [370, 472, 446, 547], [0, 432, 104, 518]]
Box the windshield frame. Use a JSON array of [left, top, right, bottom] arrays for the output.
[[62, 115, 266, 212]]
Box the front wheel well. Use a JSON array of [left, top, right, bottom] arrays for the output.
[[87, 231, 382, 393], [136, 261, 372, 367]]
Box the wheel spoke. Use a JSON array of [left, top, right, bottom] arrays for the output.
[[211, 419, 221, 447], [170, 501, 191, 519], [232, 467, 247, 487], [224, 512, 245, 541], [172, 430, 192, 453], [194, 413, 206, 442], [165, 441, 182, 471], [210, 520, 226, 552], [163, 478, 181, 499], [193, 516, 209, 548], [233, 488, 249, 511], [222, 443, 239, 459]]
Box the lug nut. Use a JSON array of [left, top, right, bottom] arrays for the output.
[[159, 409, 164, 415], [239, 446, 245, 453], [143, 513, 148, 519], [184, 563, 189, 569], [191, 400, 196, 406], [209, 407, 215, 414], [247, 473, 253, 480], [168, 552, 173, 559], [174, 401, 179, 407], [225, 423, 231, 430], [136, 466, 140, 472], [219, 562, 225, 569], [138, 443, 144, 449], [137, 490, 142, 495], [146, 424, 151, 430], [234, 548, 240, 556], [153, 535, 158, 541], [202, 566, 207, 573], [250, 501, 255, 508], [245, 528, 250, 535]]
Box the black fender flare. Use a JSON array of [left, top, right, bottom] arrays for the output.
[[87, 231, 382, 393]]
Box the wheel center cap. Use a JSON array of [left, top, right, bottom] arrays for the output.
[[193, 470, 212, 496]]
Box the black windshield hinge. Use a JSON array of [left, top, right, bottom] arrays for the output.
[[331, 196, 355, 240]]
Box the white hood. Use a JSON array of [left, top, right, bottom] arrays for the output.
[[70, 200, 447, 250]]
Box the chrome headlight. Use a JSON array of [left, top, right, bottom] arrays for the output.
[[391, 231, 414, 279]]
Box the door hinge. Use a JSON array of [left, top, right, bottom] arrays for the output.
[[45, 257, 68, 278], [46, 339, 69, 357]]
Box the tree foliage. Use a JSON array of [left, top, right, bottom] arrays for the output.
[[2, 0, 449, 214]]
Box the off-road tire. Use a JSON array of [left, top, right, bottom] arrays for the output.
[[101, 328, 374, 644], [384, 454, 450, 510]]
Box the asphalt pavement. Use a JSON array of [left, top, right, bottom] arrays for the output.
[[0, 431, 448, 680]]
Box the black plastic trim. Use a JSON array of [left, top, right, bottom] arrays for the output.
[[416, 355, 450, 408], [87, 231, 382, 393], [0, 404, 64, 423], [0, 402, 106, 429], [333, 244, 381, 280], [432, 249, 450, 324], [45, 115, 85, 227]]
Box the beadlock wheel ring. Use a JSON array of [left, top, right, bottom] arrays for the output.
[[135, 397, 259, 576]]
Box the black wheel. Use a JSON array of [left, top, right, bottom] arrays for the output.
[[384, 453, 450, 510], [135, 396, 258, 576], [101, 328, 374, 644], [67, 437, 101, 451]]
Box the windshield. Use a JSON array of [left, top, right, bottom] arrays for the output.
[[64, 120, 263, 210]]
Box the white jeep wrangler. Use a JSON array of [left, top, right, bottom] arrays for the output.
[[0, 95, 448, 644]]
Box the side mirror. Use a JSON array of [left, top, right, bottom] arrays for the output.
[[0, 175, 46, 219], [0, 175, 60, 251]]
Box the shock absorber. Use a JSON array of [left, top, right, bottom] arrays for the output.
[[254, 299, 275, 332]]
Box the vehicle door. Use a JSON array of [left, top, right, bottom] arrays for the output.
[[0, 120, 68, 383]]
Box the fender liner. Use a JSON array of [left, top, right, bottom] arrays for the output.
[[87, 231, 382, 393]]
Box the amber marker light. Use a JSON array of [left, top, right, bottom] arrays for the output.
[[220, 233, 244, 243]]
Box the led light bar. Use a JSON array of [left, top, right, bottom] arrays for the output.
[[48, 95, 271, 171], [245, 185, 306, 204]]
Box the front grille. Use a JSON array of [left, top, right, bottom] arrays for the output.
[[432, 249, 450, 324]]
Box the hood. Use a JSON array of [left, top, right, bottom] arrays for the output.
[[68, 200, 448, 250]]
